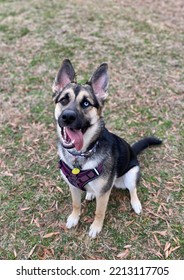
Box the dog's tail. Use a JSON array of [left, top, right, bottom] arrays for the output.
[[131, 137, 162, 156]]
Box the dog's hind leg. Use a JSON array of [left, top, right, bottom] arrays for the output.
[[66, 185, 82, 229], [123, 166, 142, 214]]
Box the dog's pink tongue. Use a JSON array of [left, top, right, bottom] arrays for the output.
[[65, 128, 83, 151]]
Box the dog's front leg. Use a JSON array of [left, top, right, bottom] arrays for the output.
[[66, 186, 82, 229], [89, 189, 111, 238]]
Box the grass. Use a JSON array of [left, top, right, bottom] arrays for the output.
[[0, 0, 183, 260]]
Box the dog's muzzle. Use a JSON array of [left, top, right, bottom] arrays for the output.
[[58, 110, 85, 151]]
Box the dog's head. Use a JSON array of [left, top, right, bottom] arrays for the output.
[[52, 59, 109, 151]]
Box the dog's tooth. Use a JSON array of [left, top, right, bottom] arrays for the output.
[[64, 128, 67, 139]]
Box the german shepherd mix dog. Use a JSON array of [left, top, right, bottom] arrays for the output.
[[52, 59, 162, 238]]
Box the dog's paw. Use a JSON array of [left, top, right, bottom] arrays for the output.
[[88, 222, 102, 238], [131, 199, 142, 215], [66, 214, 79, 229], [85, 193, 95, 201]]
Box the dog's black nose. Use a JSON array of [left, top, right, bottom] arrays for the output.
[[61, 110, 76, 125]]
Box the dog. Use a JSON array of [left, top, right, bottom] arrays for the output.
[[52, 59, 162, 238]]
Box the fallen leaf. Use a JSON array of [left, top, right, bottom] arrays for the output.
[[150, 249, 163, 259], [165, 250, 169, 259], [171, 246, 181, 253], [111, 247, 118, 251], [164, 242, 171, 252], [157, 205, 162, 213], [56, 186, 64, 193], [13, 249, 17, 258], [30, 214, 34, 224], [44, 208, 55, 213], [130, 235, 138, 241], [124, 244, 132, 249], [153, 230, 167, 236], [34, 218, 40, 228], [152, 182, 160, 188], [59, 222, 67, 231], [43, 232, 60, 238], [167, 247, 174, 258], [37, 245, 54, 260], [125, 220, 134, 227], [3, 171, 14, 176], [117, 249, 129, 259], [172, 237, 179, 244], [28, 244, 37, 258], [20, 207, 30, 211], [148, 210, 167, 221], [161, 203, 167, 211], [153, 234, 161, 247], [83, 216, 94, 223]]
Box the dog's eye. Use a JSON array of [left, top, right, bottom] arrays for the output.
[[81, 100, 90, 109], [60, 97, 69, 106]]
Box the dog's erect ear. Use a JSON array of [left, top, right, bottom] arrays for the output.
[[52, 59, 75, 96], [89, 63, 109, 102]]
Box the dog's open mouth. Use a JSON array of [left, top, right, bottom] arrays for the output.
[[61, 127, 84, 151]]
